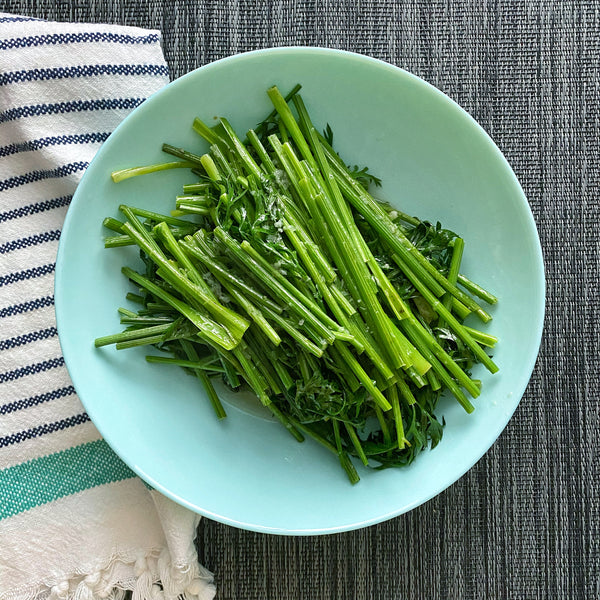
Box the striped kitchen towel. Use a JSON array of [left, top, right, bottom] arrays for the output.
[[0, 13, 215, 600]]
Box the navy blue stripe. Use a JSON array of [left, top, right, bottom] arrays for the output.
[[0, 197, 71, 222], [0, 357, 64, 384], [0, 161, 88, 192], [0, 327, 58, 351], [0, 385, 76, 415], [0, 296, 54, 318], [0, 263, 55, 287], [0, 32, 160, 51], [0, 230, 61, 254], [0, 16, 43, 23], [0, 64, 169, 86], [0, 413, 90, 448], [0, 98, 144, 123], [0, 132, 110, 158]]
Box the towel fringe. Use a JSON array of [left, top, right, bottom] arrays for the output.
[[4, 548, 215, 600]]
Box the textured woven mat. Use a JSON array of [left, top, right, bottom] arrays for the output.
[[2, 1, 598, 598]]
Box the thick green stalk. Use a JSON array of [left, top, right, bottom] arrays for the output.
[[426, 369, 442, 391], [104, 223, 195, 248], [278, 120, 289, 143], [121, 267, 237, 350], [400, 320, 475, 412], [214, 227, 338, 346], [282, 218, 365, 354], [119, 206, 164, 254], [103, 217, 125, 233], [231, 346, 269, 403], [457, 274, 498, 305], [115, 334, 168, 350], [219, 117, 264, 180], [334, 341, 392, 411], [295, 155, 414, 371], [220, 354, 241, 389], [121, 222, 249, 340], [240, 240, 348, 337], [183, 182, 212, 194], [145, 354, 220, 370], [250, 327, 294, 390], [400, 317, 480, 399], [123, 205, 195, 228], [192, 118, 229, 153], [293, 95, 372, 265], [255, 83, 302, 136], [244, 335, 282, 395], [181, 237, 282, 314], [332, 419, 360, 485], [374, 405, 392, 445], [267, 86, 318, 171], [210, 143, 238, 179], [125, 292, 145, 304], [388, 384, 406, 449], [175, 204, 211, 216], [395, 255, 498, 374], [269, 356, 294, 392], [405, 366, 427, 388], [323, 146, 493, 321], [463, 326, 498, 348], [246, 129, 276, 174], [344, 421, 368, 466], [282, 207, 337, 283], [451, 298, 472, 320], [104, 235, 139, 248], [294, 172, 406, 370], [179, 339, 227, 419], [343, 317, 396, 381], [261, 305, 324, 357], [439, 237, 464, 329], [161, 143, 206, 166], [95, 323, 172, 347], [396, 375, 417, 406], [120, 316, 172, 326], [224, 285, 281, 346], [199, 154, 224, 185], [365, 250, 409, 320], [330, 285, 356, 316], [155, 265, 249, 341], [111, 161, 194, 183], [175, 195, 212, 207], [153, 222, 207, 288], [195, 370, 227, 418]]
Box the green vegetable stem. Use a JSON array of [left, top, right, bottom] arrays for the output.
[[96, 84, 499, 483]]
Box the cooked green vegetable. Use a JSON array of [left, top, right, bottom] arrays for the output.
[[96, 84, 498, 483]]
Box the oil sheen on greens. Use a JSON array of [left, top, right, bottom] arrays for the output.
[[96, 84, 499, 484]]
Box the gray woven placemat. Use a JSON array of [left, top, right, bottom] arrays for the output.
[[2, 1, 598, 598]]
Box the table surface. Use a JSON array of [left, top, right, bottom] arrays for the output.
[[3, 1, 598, 598]]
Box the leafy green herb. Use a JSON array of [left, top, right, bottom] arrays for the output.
[[347, 164, 382, 189]]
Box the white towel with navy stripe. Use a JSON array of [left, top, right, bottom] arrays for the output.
[[0, 13, 215, 600]]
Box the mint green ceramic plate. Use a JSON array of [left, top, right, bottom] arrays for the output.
[[55, 48, 545, 534]]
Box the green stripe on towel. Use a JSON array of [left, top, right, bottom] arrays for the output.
[[0, 439, 136, 520]]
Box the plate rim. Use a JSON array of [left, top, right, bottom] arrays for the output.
[[55, 46, 546, 535]]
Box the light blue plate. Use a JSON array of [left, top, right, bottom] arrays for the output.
[[55, 48, 545, 535]]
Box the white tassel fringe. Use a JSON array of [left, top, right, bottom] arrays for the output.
[[6, 549, 215, 600]]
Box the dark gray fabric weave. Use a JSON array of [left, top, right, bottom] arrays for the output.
[[2, 1, 598, 598]]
